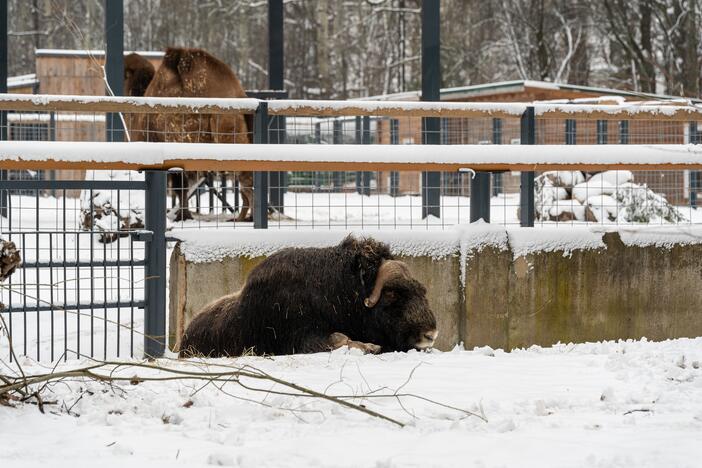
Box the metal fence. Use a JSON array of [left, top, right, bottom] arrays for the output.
[[1, 94, 702, 361], [0, 171, 166, 362]]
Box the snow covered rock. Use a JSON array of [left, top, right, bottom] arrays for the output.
[[587, 170, 634, 187], [585, 195, 619, 222], [80, 170, 145, 244], [534, 170, 682, 224], [572, 181, 616, 204]]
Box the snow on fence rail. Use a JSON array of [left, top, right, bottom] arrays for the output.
[[1, 140, 702, 171], [2, 93, 702, 120]]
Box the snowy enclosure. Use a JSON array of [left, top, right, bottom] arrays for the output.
[[2, 95, 702, 367], [2, 338, 701, 468]]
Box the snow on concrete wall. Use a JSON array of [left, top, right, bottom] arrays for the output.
[[174, 224, 702, 264]]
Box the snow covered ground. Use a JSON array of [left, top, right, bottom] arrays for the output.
[[2, 188, 702, 467], [2, 337, 702, 468]]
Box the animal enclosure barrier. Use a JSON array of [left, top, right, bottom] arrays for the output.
[[1, 94, 702, 361], [0, 169, 167, 362]]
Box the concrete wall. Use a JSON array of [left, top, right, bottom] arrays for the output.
[[169, 229, 702, 352]]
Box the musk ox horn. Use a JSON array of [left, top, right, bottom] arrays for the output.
[[364, 259, 412, 308]]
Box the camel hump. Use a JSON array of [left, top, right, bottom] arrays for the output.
[[161, 47, 247, 98]]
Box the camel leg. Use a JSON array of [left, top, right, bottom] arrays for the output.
[[170, 172, 194, 221], [327, 332, 381, 354], [236, 171, 254, 222]]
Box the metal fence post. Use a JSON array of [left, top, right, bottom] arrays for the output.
[[421, 0, 441, 219], [470, 172, 491, 222], [519, 107, 535, 227], [314, 122, 322, 191], [361, 116, 371, 195], [355, 116, 362, 194], [253, 102, 269, 228], [1, 0, 7, 220], [470, 118, 492, 222], [268, 114, 286, 212], [104, 0, 124, 142], [144, 170, 167, 358], [390, 118, 400, 197], [690, 121, 699, 208], [492, 118, 502, 197], [332, 119, 343, 189]]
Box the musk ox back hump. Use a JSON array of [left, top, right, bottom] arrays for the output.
[[179, 291, 241, 357]]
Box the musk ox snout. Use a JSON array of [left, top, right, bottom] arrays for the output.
[[364, 263, 438, 352]]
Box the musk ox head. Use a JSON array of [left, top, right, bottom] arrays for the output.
[[363, 259, 438, 352]]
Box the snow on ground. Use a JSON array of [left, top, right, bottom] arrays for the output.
[[2, 190, 702, 467], [2, 337, 702, 468]]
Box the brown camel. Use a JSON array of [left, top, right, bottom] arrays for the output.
[[123, 49, 254, 222]]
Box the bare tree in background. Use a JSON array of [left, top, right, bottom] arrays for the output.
[[5, 0, 702, 98]]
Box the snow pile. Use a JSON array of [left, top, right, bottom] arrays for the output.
[[536, 170, 685, 224], [592, 225, 702, 249], [174, 229, 460, 262], [80, 171, 146, 243], [508, 227, 605, 258], [2, 337, 701, 468]]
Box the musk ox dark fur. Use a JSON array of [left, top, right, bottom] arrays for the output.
[[180, 236, 438, 357]]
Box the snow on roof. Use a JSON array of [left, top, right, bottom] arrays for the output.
[[533, 102, 702, 117], [1, 141, 701, 167], [361, 80, 702, 105], [7, 73, 38, 89], [35, 49, 165, 58]]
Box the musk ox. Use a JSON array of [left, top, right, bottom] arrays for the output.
[[123, 48, 254, 222], [179, 236, 438, 357]]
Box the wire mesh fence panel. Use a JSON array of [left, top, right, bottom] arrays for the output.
[[0, 171, 147, 362], [1, 102, 701, 233]]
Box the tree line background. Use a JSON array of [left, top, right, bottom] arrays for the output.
[[7, 0, 702, 99]]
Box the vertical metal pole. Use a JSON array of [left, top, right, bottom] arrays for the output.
[[144, 170, 167, 358], [314, 122, 321, 191], [49, 112, 56, 198], [268, 0, 285, 212], [104, 0, 124, 142], [267, 114, 285, 212], [0, 0, 7, 219], [492, 118, 502, 197], [596, 120, 608, 144], [520, 107, 535, 227], [690, 121, 699, 208], [390, 118, 400, 197], [421, 0, 441, 219], [355, 116, 362, 194], [470, 173, 490, 222], [361, 116, 371, 195], [268, 0, 284, 91], [253, 102, 269, 228], [332, 119, 343, 189]]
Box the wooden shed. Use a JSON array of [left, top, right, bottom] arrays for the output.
[[365, 80, 702, 202]]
